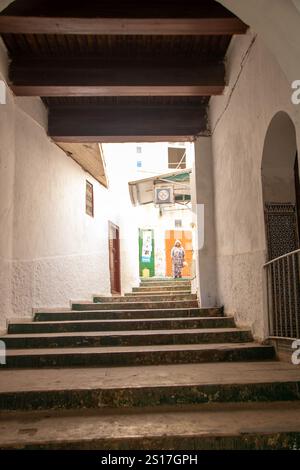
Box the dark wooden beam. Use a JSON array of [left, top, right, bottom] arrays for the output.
[[0, 16, 247, 35], [53, 136, 196, 143], [10, 59, 225, 97], [48, 104, 208, 142], [12, 85, 224, 97]]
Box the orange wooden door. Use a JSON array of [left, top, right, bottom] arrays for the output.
[[165, 230, 193, 277]]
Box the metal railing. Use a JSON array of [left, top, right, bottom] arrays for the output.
[[264, 249, 300, 339]]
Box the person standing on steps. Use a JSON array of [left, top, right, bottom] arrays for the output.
[[171, 240, 185, 278]]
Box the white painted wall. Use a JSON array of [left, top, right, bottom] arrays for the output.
[[0, 58, 194, 331], [217, 0, 300, 85], [192, 137, 218, 307], [0, 40, 14, 332], [209, 32, 299, 340], [0, 40, 137, 329]]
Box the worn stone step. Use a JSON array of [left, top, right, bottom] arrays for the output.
[[72, 300, 199, 311], [140, 276, 192, 283], [3, 343, 275, 368], [126, 290, 192, 296], [133, 286, 192, 293], [9, 316, 234, 334], [140, 281, 191, 288], [0, 362, 299, 411], [1, 328, 253, 349], [34, 307, 222, 322], [94, 294, 197, 303], [1, 402, 300, 449]]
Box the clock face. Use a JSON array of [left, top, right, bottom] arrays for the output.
[[157, 189, 170, 201]]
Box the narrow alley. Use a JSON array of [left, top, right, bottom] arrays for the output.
[[0, 0, 300, 454]]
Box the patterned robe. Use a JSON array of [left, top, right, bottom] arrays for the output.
[[171, 246, 185, 278]]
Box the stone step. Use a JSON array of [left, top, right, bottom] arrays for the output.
[[8, 316, 234, 334], [94, 293, 197, 303], [34, 307, 222, 322], [140, 281, 191, 288], [1, 402, 299, 449], [3, 343, 274, 368], [72, 300, 199, 311], [133, 286, 192, 293], [1, 328, 253, 349], [140, 277, 191, 281], [126, 290, 192, 296], [0, 362, 298, 411]]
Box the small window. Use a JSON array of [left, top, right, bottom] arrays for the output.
[[168, 147, 186, 169], [86, 181, 94, 217], [136, 146, 142, 154], [137, 160, 142, 168], [175, 219, 182, 228]]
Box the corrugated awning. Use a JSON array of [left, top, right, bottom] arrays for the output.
[[128, 169, 191, 206]]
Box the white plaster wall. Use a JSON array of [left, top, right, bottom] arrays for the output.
[[0, 41, 134, 327], [209, 33, 299, 340], [0, 40, 14, 331], [217, 0, 300, 84], [193, 137, 218, 307], [11, 106, 115, 317], [0, 91, 194, 330], [101, 144, 142, 294]]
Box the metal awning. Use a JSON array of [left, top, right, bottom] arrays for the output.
[[128, 169, 191, 206]]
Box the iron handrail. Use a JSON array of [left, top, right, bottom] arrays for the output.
[[264, 248, 300, 339], [263, 248, 300, 268]]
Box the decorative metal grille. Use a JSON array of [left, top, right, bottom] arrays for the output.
[[265, 203, 299, 260]]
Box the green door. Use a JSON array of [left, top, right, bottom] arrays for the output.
[[139, 229, 155, 277]]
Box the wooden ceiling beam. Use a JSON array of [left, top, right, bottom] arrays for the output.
[[10, 60, 225, 97], [12, 85, 224, 97], [48, 105, 208, 141], [0, 16, 247, 35], [52, 135, 196, 143]]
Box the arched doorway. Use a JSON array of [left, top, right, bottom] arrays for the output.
[[262, 111, 299, 259], [262, 111, 300, 340]]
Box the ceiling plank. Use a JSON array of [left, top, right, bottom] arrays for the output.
[[0, 16, 248, 35], [48, 105, 208, 142]]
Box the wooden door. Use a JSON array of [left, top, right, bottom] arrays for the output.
[[139, 229, 155, 277], [165, 230, 193, 277], [108, 222, 121, 294]]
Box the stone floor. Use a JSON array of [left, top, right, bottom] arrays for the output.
[[1, 402, 300, 449]]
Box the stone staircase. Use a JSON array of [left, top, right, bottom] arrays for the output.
[[0, 278, 300, 449]]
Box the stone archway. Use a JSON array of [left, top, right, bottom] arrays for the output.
[[262, 111, 300, 340], [261, 111, 299, 260]]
